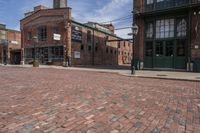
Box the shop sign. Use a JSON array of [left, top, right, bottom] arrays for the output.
[[53, 33, 61, 41], [74, 51, 80, 59], [72, 26, 82, 42]]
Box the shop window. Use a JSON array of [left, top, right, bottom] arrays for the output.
[[38, 26, 47, 41], [177, 40, 185, 56], [177, 18, 187, 37], [156, 19, 174, 39], [146, 23, 153, 38], [145, 42, 153, 56]]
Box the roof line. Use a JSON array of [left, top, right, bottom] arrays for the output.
[[72, 20, 123, 39]]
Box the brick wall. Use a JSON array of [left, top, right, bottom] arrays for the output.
[[21, 7, 132, 66], [191, 9, 200, 60]]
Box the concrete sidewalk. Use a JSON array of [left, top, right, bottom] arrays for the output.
[[1, 64, 200, 82]]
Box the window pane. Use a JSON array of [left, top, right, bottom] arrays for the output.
[[146, 42, 153, 56], [165, 41, 174, 56], [177, 40, 186, 56], [177, 18, 187, 37], [156, 42, 163, 56]]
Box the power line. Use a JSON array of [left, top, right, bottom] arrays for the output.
[[100, 14, 132, 24], [115, 27, 132, 30]]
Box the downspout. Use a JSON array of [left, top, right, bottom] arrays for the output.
[[92, 29, 95, 65], [188, 9, 192, 71]]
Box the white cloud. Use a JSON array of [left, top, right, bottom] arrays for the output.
[[70, 0, 132, 38]]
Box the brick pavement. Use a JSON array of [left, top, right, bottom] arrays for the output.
[[0, 67, 200, 133]]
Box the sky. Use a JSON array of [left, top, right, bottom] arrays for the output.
[[0, 0, 133, 38]]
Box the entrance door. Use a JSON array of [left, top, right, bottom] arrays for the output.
[[154, 41, 174, 68], [155, 41, 164, 68], [164, 41, 174, 68]]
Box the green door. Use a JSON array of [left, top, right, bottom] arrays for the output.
[[154, 41, 174, 68], [155, 41, 164, 68], [164, 41, 174, 68]]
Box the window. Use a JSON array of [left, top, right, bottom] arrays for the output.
[[157, 0, 164, 2], [87, 30, 92, 45], [38, 27, 47, 41], [124, 41, 126, 47], [156, 42, 163, 56], [95, 46, 98, 52], [27, 32, 32, 40], [106, 48, 109, 53], [145, 42, 153, 56], [81, 45, 84, 50], [177, 19, 187, 37], [165, 41, 174, 56], [147, 0, 154, 4], [114, 50, 117, 55], [156, 19, 174, 38], [110, 49, 113, 54], [88, 45, 91, 51], [146, 23, 153, 38], [53, 27, 59, 34], [177, 40, 185, 56], [118, 41, 120, 48]]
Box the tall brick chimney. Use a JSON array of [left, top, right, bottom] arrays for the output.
[[53, 0, 67, 8]]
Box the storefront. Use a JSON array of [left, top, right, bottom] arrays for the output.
[[24, 45, 63, 65], [144, 16, 187, 69]]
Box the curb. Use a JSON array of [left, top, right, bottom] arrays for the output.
[[1, 65, 200, 82]]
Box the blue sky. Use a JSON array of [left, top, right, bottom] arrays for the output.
[[0, 0, 132, 38]]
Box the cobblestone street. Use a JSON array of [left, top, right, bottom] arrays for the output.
[[0, 67, 200, 133]]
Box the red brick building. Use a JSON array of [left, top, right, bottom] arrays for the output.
[[134, 0, 200, 72], [0, 24, 21, 64], [20, 0, 132, 66]]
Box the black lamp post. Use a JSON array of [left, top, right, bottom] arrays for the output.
[[131, 24, 139, 75]]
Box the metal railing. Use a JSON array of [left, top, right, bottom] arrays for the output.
[[135, 0, 200, 14]]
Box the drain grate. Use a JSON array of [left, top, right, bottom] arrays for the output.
[[157, 74, 168, 77]]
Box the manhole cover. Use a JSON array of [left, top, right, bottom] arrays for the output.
[[196, 77, 200, 79], [157, 74, 167, 77]]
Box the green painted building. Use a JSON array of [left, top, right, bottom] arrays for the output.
[[134, 0, 200, 72]]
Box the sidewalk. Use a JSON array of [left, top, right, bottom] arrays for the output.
[[1, 64, 200, 82]]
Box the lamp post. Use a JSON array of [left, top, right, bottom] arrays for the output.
[[131, 24, 139, 75], [32, 36, 39, 67]]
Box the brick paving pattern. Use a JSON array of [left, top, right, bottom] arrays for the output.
[[0, 67, 200, 133]]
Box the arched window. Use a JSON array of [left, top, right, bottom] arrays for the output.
[[177, 19, 187, 37]]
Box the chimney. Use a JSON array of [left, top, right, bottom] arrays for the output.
[[53, 0, 67, 8]]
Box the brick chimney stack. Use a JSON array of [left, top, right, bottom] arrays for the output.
[[53, 0, 67, 8]]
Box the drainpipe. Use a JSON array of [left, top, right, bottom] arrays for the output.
[[92, 29, 95, 65]]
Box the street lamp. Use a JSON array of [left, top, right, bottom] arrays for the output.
[[131, 24, 139, 75], [32, 36, 39, 67]]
